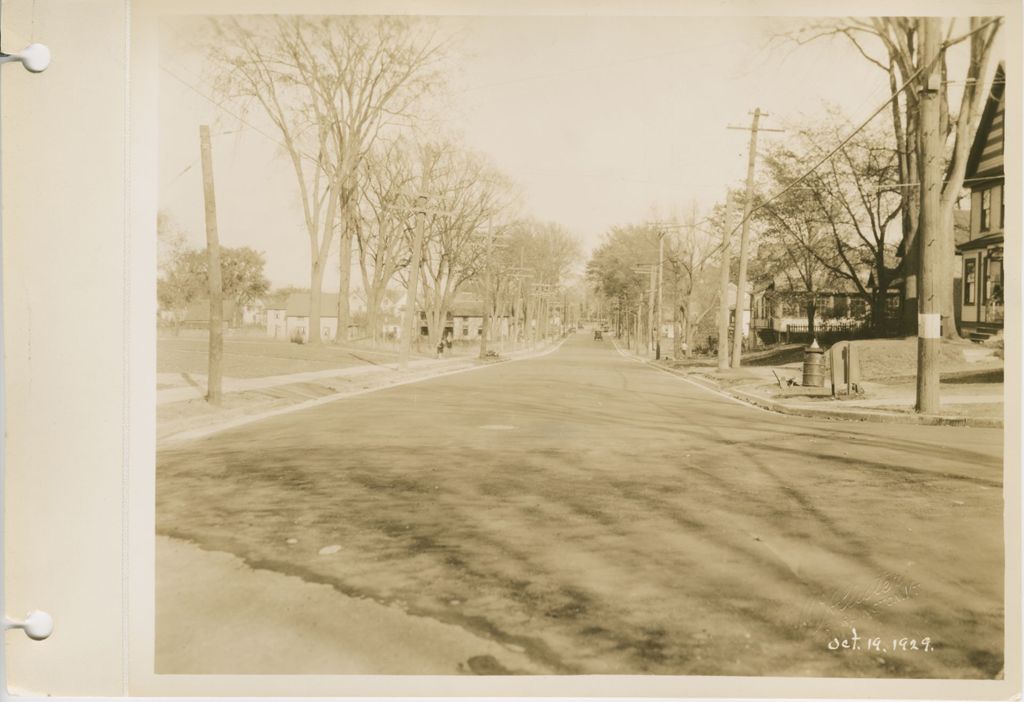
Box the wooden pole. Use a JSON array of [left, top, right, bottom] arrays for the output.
[[656, 232, 664, 360], [916, 18, 942, 413], [398, 157, 434, 369], [199, 125, 223, 405], [646, 268, 655, 354], [718, 190, 734, 370], [479, 221, 493, 359], [399, 194, 427, 370], [731, 109, 762, 368]]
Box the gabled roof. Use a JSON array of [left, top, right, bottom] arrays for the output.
[[450, 291, 484, 317], [182, 299, 237, 322], [263, 293, 289, 310], [964, 62, 1005, 182], [286, 292, 340, 318]]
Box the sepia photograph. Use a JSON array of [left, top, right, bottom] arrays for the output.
[[152, 9, 1012, 680]]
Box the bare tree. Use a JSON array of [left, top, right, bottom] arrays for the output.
[[356, 138, 420, 345], [209, 16, 450, 344], [662, 209, 722, 358], [497, 219, 582, 344], [788, 17, 1002, 336], [416, 145, 514, 347]]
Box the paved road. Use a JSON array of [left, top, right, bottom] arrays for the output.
[[157, 333, 1004, 677]]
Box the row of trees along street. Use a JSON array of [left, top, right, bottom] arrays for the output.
[[157, 16, 584, 403], [585, 16, 1001, 414]]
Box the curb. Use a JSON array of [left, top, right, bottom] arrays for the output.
[[653, 362, 1003, 429], [159, 337, 568, 446]]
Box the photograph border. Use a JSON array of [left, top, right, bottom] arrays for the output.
[[128, 0, 1022, 697]]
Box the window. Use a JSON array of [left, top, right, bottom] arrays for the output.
[[833, 295, 849, 318], [850, 298, 868, 318], [980, 188, 992, 232], [964, 258, 977, 304], [999, 185, 1005, 229], [984, 257, 1003, 304]]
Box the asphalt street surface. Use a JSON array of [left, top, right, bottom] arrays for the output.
[[157, 332, 1005, 677]]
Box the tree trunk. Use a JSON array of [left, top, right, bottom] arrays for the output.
[[871, 289, 887, 336], [335, 225, 353, 343], [309, 261, 325, 345], [939, 206, 960, 338], [899, 149, 921, 336], [806, 296, 816, 341], [365, 291, 381, 347], [672, 303, 683, 359]]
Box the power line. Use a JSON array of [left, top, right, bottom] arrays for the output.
[[159, 62, 323, 169], [726, 19, 1004, 234], [727, 57, 932, 238]]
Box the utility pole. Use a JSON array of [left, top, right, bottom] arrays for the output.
[[717, 190, 735, 370], [199, 125, 223, 405], [728, 108, 783, 368], [630, 300, 638, 349], [399, 194, 428, 370], [479, 221, 510, 359], [647, 222, 684, 359], [656, 232, 665, 359], [633, 263, 656, 355], [479, 221, 494, 360], [645, 268, 656, 354], [916, 17, 942, 413]]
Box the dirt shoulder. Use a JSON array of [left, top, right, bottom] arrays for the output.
[[156, 536, 545, 674]]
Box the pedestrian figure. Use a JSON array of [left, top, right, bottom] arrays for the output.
[[445, 334, 453, 351], [436, 339, 445, 358]]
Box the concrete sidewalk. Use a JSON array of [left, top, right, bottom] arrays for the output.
[[619, 342, 1004, 428], [158, 342, 554, 405]]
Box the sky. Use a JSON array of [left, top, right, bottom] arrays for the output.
[[157, 14, 1005, 290]]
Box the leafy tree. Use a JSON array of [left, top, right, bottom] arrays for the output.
[[158, 249, 207, 333], [219, 247, 271, 325], [586, 225, 658, 344], [756, 116, 901, 335], [157, 212, 205, 333], [157, 241, 270, 330]]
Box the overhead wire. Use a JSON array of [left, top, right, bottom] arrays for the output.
[[726, 17, 1002, 238], [159, 61, 324, 169]]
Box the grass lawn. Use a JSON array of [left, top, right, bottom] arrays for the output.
[[665, 338, 1003, 383], [158, 335, 418, 378]]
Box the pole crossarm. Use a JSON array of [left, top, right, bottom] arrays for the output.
[[645, 221, 685, 231], [383, 203, 457, 217], [727, 125, 785, 133]]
